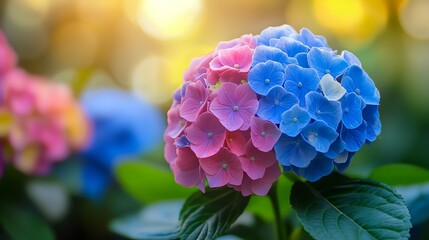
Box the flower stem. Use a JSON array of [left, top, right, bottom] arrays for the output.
[[268, 182, 286, 240]]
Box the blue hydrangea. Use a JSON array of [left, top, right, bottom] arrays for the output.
[[249, 25, 381, 182], [79, 89, 165, 200]]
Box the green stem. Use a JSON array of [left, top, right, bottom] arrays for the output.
[[268, 182, 286, 240]]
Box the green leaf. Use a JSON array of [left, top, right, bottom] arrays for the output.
[[0, 207, 55, 240], [178, 187, 250, 240], [369, 163, 429, 186], [370, 164, 429, 225], [110, 201, 182, 240], [290, 173, 411, 240], [115, 161, 194, 203]]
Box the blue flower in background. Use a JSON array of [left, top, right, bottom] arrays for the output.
[[248, 25, 381, 182], [79, 89, 165, 200]]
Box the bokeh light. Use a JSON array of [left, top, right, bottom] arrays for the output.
[[137, 0, 203, 40], [399, 0, 429, 40], [311, 0, 389, 47]]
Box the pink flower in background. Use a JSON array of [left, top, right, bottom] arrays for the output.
[[164, 33, 280, 197], [0, 32, 16, 76], [0, 61, 89, 175]]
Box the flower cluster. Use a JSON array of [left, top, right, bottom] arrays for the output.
[[79, 89, 165, 199], [0, 31, 89, 176], [250, 25, 380, 181], [165, 25, 381, 195], [165, 34, 281, 197]]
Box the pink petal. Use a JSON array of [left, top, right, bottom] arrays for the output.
[[226, 131, 249, 156], [250, 164, 281, 196], [219, 69, 247, 85], [174, 147, 205, 188], [250, 116, 281, 152], [180, 81, 208, 122], [217, 45, 253, 73], [186, 112, 225, 158], [240, 142, 277, 180], [165, 107, 187, 138], [199, 147, 242, 187], [164, 136, 177, 164], [183, 53, 214, 82]]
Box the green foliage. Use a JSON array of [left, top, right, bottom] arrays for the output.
[[110, 188, 249, 240], [110, 201, 182, 239], [370, 164, 429, 225], [178, 187, 249, 240], [0, 207, 55, 240], [369, 163, 429, 186], [290, 173, 412, 240], [115, 161, 194, 203]]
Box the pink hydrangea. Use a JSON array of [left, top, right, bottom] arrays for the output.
[[1, 69, 89, 175], [164, 34, 281, 196]]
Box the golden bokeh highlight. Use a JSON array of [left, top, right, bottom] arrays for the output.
[[137, 0, 203, 40], [312, 0, 389, 47], [399, 0, 429, 40]]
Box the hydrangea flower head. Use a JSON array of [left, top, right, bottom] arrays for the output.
[[79, 89, 165, 199], [1, 69, 89, 175], [165, 24, 381, 195]]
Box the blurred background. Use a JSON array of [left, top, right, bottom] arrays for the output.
[[1, 0, 429, 239]]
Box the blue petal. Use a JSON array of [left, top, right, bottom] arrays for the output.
[[274, 134, 317, 168], [295, 52, 309, 68], [341, 92, 363, 129], [257, 25, 297, 46], [175, 135, 190, 148], [307, 47, 349, 78], [280, 104, 311, 137], [341, 50, 362, 67], [284, 64, 319, 105], [82, 162, 111, 201], [342, 65, 380, 105], [248, 60, 285, 96], [257, 86, 298, 124], [293, 28, 329, 48], [324, 138, 345, 159], [287, 154, 334, 182], [301, 120, 339, 153], [274, 37, 310, 57], [341, 123, 367, 152], [252, 45, 297, 68], [335, 152, 355, 172], [305, 91, 342, 129], [362, 105, 381, 142]]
